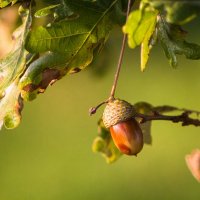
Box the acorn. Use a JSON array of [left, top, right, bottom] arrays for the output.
[[102, 99, 143, 156]]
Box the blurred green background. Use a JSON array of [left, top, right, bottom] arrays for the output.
[[0, 14, 200, 200]]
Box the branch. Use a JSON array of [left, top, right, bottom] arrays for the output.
[[136, 111, 200, 127]]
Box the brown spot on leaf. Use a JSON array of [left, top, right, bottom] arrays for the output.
[[39, 68, 61, 91], [22, 68, 62, 95], [70, 68, 81, 74], [22, 83, 38, 92]]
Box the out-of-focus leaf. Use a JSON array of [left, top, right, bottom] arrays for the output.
[[134, 102, 153, 145], [0, 0, 19, 8], [0, 80, 23, 129], [134, 102, 184, 144], [185, 149, 200, 182], [123, 9, 157, 70], [22, 0, 118, 100], [53, 1, 74, 21], [0, 6, 31, 96], [34, 4, 60, 18], [90, 0, 131, 25], [147, 0, 200, 25], [92, 119, 122, 164], [157, 17, 200, 67], [165, 2, 199, 25]]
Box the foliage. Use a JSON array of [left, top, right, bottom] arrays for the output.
[[0, 0, 200, 179], [0, 0, 199, 129], [0, 5, 31, 128], [0, 0, 19, 8]]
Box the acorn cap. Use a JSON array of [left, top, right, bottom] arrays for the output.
[[102, 99, 136, 128]]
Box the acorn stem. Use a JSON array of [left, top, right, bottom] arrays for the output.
[[109, 0, 132, 99], [89, 0, 134, 116], [89, 100, 108, 116]]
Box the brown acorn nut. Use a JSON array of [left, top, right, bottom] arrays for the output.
[[102, 99, 144, 156]]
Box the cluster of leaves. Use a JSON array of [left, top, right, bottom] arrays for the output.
[[123, 0, 200, 70], [0, 0, 129, 129], [1, 0, 200, 181], [0, 1, 200, 130]]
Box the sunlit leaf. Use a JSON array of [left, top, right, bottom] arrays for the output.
[[0, 0, 19, 8], [123, 9, 157, 70], [123, 9, 157, 49], [34, 4, 60, 18], [0, 80, 23, 130], [0, 6, 31, 130], [141, 10, 158, 71], [0, 6, 31, 96]]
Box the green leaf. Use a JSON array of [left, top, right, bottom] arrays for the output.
[[26, 0, 116, 57], [165, 2, 199, 25], [0, 80, 23, 130], [34, 4, 60, 18], [147, 0, 200, 25], [89, 0, 129, 25], [22, 0, 118, 100], [0, 6, 31, 96], [157, 17, 200, 67], [123, 9, 157, 70], [19, 52, 68, 101], [141, 11, 158, 71], [0, 0, 19, 8], [92, 119, 122, 164], [123, 9, 157, 49]]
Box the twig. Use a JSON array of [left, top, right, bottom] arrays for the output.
[[136, 111, 200, 127], [109, 0, 132, 99], [89, 0, 134, 115]]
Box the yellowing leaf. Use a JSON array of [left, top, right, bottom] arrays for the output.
[[0, 7, 31, 95], [123, 9, 158, 71], [123, 9, 157, 49], [0, 80, 23, 130], [141, 11, 158, 71]]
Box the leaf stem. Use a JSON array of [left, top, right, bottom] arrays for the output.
[[109, 0, 132, 99]]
